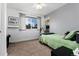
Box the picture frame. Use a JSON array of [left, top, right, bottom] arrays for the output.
[[8, 16, 19, 28]]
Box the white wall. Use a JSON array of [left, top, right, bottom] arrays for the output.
[[47, 3, 79, 34], [7, 8, 40, 42]]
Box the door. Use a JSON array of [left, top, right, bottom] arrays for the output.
[[0, 3, 1, 39]]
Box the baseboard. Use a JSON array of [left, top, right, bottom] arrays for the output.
[[9, 38, 39, 43]]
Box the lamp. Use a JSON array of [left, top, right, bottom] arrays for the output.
[[33, 3, 46, 10]]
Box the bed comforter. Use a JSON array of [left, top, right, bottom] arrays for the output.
[[40, 34, 79, 50]]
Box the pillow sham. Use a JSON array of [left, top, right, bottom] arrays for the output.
[[65, 31, 76, 40]]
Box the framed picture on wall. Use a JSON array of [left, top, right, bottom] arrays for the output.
[[8, 16, 19, 28]]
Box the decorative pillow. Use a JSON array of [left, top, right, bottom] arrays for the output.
[[65, 31, 76, 40]]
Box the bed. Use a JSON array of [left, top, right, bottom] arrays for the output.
[[39, 31, 79, 50]]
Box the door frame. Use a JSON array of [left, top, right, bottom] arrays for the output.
[[0, 3, 7, 56]]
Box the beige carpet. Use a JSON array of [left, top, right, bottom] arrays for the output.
[[7, 39, 52, 56]]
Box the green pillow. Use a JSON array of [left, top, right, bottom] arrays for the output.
[[65, 31, 76, 40]]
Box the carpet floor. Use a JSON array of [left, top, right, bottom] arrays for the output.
[[7, 39, 52, 56]]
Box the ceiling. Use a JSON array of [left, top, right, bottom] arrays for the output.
[[7, 3, 66, 17]]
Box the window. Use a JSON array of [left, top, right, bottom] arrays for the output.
[[21, 17, 38, 29], [25, 17, 38, 29]]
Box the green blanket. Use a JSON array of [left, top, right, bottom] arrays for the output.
[[40, 34, 79, 50]]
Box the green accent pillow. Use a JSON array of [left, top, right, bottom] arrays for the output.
[[65, 31, 76, 40]]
